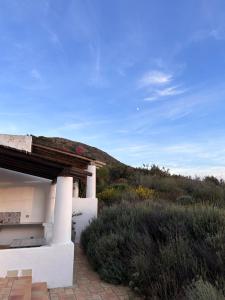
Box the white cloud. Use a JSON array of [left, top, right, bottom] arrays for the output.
[[48, 119, 110, 133], [109, 138, 225, 180], [31, 69, 41, 80], [143, 95, 158, 101], [88, 43, 108, 87], [144, 86, 186, 102], [164, 144, 203, 155], [191, 28, 225, 43], [58, 122, 90, 131], [116, 129, 130, 134], [50, 31, 61, 44], [138, 70, 172, 88], [170, 166, 225, 180], [157, 86, 186, 96], [138, 69, 187, 102]]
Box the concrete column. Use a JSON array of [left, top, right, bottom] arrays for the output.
[[86, 164, 96, 198], [44, 182, 56, 244], [73, 181, 79, 198], [45, 183, 56, 223], [52, 176, 73, 244]]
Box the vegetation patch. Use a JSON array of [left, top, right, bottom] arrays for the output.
[[81, 202, 225, 299], [97, 164, 225, 208]]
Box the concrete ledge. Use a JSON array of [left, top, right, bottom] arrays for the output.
[[0, 242, 74, 288], [0, 134, 32, 152]]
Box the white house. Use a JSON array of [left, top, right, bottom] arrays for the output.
[[0, 134, 104, 288]]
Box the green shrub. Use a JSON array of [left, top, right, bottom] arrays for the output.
[[98, 184, 158, 207], [98, 164, 225, 208], [176, 195, 195, 205], [97, 187, 120, 204], [81, 202, 225, 299], [184, 278, 225, 300], [93, 233, 131, 283]]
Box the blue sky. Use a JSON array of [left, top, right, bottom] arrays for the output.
[[1, 0, 225, 177]]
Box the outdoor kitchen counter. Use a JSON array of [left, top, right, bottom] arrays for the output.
[[0, 222, 43, 226]]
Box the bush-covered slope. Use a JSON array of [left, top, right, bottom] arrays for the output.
[[81, 202, 225, 299], [97, 164, 225, 208], [37, 136, 225, 299], [33, 136, 225, 209], [33, 135, 122, 165]]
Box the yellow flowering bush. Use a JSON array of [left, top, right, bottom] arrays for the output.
[[97, 187, 119, 203], [135, 186, 155, 200]]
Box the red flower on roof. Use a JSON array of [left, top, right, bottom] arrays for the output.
[[76, 145, 85, 156]]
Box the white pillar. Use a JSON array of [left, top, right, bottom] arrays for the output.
[[45, 183, 56, 223], [52, 176, 73, 245], [86, 165, 96, 198], [43, 183, 56, 244], [73, 181, 79, 198]]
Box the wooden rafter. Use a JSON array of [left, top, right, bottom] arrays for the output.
[[0, 144, 92, 180]]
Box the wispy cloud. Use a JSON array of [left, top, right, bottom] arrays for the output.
[[109, 138, 225, 179], [157, 86, 186, 97], [138, 70, 172, 88], [46, 119, 110, 134], [144, 85, 186, 102], [57, 122, 90, 131], [139, 69, 187, 102], [172, 26, 225, 58], [170, 166, 225, 179], [191, 27, 225, 42], [44, 25, 64, 52], [31, 68, 42, 80], [89, 43, 105, 87], [0, 122, 22, 134], [114, 81, 225, 138]]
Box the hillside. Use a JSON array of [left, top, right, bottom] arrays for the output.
[[33, 135, 225, 208], [33, 135, 123, 166]]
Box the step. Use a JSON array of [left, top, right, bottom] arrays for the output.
[[31, 282, 49, 300], [9, 276, 32, 300], [0, 270, 49, 300]]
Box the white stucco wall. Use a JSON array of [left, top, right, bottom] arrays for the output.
[[0, 186, 48, 223], [0, 242, 74, 288], [0, 184, 48, 244], [72, 197, 98, 243], [0, 134, 32, 152], [0, 225, 44, 245]]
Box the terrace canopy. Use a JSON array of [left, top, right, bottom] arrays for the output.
[[0, 135, 105, 287], [0, 142, 98, 181]]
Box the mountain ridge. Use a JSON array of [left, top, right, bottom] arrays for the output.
[[33, 135, 123, 166]]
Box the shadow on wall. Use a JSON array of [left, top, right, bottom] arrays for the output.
[[72, 197, 98, 243]]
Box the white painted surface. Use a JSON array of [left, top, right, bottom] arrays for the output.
[[43, 183, 56, 244], [43, 223, 53, 244], [0, 225, 44, 245], [0, 168, 50, 244], [0, 134, 32, 152], [0, 242, 74, 288], [0, 185, 47, 223], [52, 177, 73, 244], [0, 168, 50, 188], [0, 167, 98, 287], [0, 186, 33, 222], [73, 181, 79, 198], [45, 183, 56, 223], [0, 170, 74, 288], [72, 197, 98, 243], [0, 185, 48, 222], [86, 165, 96, 198]]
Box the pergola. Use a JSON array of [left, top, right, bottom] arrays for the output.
[[0, 142, 103, 180], [0, 141, 103, 245], [0, 134, 105, 287]]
